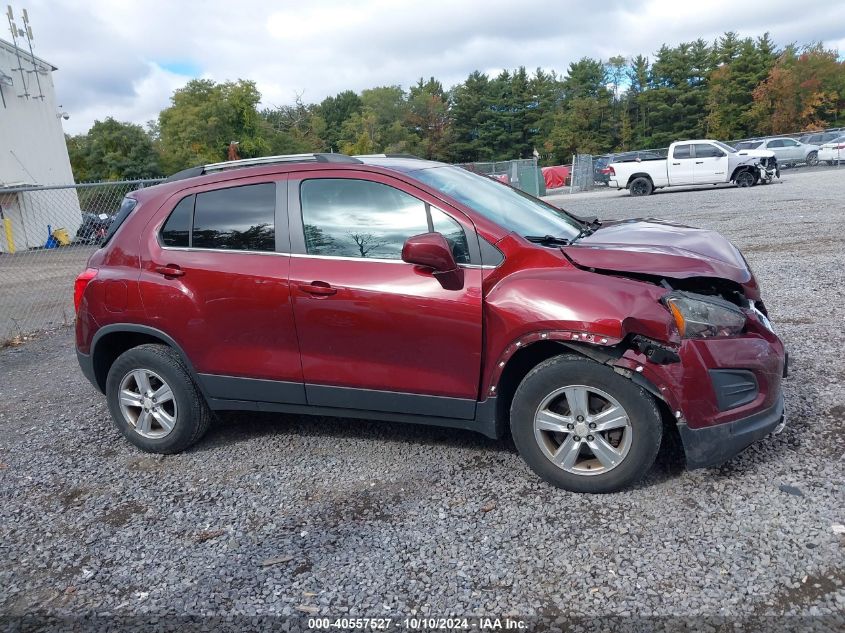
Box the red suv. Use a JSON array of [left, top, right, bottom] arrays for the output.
[[75, 153, 786, 492]]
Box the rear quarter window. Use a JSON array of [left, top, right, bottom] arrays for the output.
[[160, 195, 194, 247], [101, 196, 138, 245]]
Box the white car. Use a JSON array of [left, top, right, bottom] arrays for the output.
[[818, 135, 845, 165], [736, 137, 820, 166]]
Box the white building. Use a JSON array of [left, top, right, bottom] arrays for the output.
[[0, 37, 80, 252]]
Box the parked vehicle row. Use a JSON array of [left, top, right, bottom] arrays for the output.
[[733, 137, 819, 167], [608, 140, 779, 196], [75, 152, 786, 493]]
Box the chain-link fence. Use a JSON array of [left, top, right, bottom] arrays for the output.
[[568, 154, 595, 193], [0, 179, 164, 343], [459, 158, 544, 196]]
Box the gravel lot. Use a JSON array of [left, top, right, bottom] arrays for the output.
[[0, 245, 96, 341], [1, 169, 843, 630]]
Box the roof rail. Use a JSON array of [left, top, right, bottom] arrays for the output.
[[354, 153, 422, 159], [165, 153, 361, 182]]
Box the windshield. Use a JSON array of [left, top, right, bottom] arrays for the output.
[[712, 141, 737, 154], [411, 165, 582, 240]]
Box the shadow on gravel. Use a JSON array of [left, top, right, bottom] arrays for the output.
[[196, 411, 507, 453], [198, 411, 693, 488]]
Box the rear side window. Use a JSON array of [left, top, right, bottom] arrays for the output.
[[673, 145, 691, 159], [192, 183, 275, 251], [102, 196, 137, 245], [160, 195, 193, 247]]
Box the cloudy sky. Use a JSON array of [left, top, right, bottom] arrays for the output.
[[13, 0, 845, 134]]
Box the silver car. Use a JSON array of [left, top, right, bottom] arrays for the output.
[[756, 137, 820, 166]]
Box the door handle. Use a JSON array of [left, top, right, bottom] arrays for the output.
[[695, 161, 704, 164], [672, 162, 680, 165], [155, 264, 185, 278], [298, 282, 337, 296]]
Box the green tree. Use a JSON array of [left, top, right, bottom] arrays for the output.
[[317, 90, 363, 152], [158, 79, 269, 173], [407, 78, 449, 160], [66, 117, 161, 181], [706, 35, 778, 139], [448, 71, 493, 162], [261, 95, 326, 154]]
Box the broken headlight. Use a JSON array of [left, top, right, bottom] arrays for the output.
[[664, 292, 746, 339]]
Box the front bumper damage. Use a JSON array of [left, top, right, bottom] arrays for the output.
[[678, 393, 785, 469], [612, 312, 787, 469]]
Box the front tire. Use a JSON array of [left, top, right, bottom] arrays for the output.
[[806, 151, 819, 166], [510, 356, 663, 493], [106, 344, 211, 454], [735, 170, 755, 188]]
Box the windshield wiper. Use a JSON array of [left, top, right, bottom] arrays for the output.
[[570, 217, 602, 243], [524, 235, 571, 246]]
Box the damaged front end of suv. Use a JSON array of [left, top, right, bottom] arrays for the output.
[[484, 217, 787, 474]]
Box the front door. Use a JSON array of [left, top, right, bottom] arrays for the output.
[[287, 172, 483, 419], [138, 178, 305, 404], [692, 143, 729, 184], [779, 138, 803, 162]]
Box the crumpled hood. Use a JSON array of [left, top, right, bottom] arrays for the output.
[[561, 218, 753, 286]]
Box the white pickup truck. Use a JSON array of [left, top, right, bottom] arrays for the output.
[[608, 139, 779, 196]]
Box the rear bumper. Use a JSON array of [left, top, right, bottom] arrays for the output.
[[678, 392, 785, 469], [76, 349, 101, 392]]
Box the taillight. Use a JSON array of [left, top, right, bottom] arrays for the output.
[[607, 166, 616, 176], [836, 144, 845, 150], [74, 268, 98, 314]]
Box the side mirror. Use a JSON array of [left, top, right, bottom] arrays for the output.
[[402, 232, 464, 290]]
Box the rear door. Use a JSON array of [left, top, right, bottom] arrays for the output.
[[692, 143, 729, 184], [138, 177, 305, 405], [287, 171, 484, 419], [668, 144, 695, 185]]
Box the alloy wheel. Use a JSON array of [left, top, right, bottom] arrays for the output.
[[118, 369, 178, 439], [533, 385, 632, 476]]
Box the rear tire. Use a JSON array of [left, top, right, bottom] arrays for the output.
[[629, 177, 653, 196], [510, 355, 663, 493], [106, 344, 211, 454]]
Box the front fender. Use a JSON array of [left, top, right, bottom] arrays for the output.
[[482, 265, 677, 396]]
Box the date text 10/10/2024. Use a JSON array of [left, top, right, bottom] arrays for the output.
[[307, 617, 529, 630]]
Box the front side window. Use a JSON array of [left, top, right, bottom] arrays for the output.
[[192, 183, 275, 251], [301, 179, 432, 260], [782, 139, 799, 147], [673, 144, 692, 159], [694, 144, 724, 158], [430, 207, 470, 264]]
